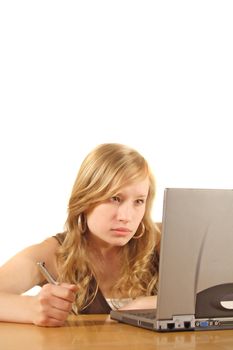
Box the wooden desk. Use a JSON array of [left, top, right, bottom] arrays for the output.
[[1, 314, 233, 350]]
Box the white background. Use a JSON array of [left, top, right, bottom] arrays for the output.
[[0, 1, 233, 265]]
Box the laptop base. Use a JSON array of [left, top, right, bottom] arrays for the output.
[[110, 309, 233, 332]]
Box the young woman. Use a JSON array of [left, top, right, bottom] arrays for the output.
[[0, 143, 160, 327]]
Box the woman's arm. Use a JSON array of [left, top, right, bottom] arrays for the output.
[[0, 238, 77, 326], [119, 295, 157, 310]]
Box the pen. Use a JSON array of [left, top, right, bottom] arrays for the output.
[[37, 261, 78, 315]]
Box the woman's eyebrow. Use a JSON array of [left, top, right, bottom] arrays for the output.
[[116, 192, 148, 198]]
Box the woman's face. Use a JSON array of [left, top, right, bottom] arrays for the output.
[[86, 177, 150, 248]]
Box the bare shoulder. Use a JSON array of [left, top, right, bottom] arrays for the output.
[[0, 237, 60, 294], [35, 237, 60, 275], [24, 236, 60, 258], [17, 236, 60, 279]]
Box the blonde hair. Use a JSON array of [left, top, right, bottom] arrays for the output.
[[56, 143, 160, 312]]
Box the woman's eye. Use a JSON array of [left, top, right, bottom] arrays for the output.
[[111, 196, 121, 203], [136, 199, 145, 205]]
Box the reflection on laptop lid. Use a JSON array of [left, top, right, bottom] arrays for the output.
[[110, 188, 233, 331]]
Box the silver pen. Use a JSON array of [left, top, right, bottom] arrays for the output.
[[37, 261, 78, 315]]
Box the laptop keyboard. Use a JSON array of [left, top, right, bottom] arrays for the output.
[[124, 310, 156, 320]]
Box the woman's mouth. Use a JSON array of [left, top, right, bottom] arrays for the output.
[[111, 227, 132, 236]]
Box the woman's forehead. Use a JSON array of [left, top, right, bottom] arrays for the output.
[[115, 177, 150, 196]]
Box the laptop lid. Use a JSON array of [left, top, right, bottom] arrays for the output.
[[157, 188, 233, 329]]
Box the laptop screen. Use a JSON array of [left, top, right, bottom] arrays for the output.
[[157, 188, 233, 321]]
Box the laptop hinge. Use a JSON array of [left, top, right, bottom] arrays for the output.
[[157, 315, 195, 331]]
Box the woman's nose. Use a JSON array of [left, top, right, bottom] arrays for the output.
[[116, 202, 132, 222]]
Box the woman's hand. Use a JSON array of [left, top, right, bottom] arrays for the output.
[[33, 283, 78, 327], [119, 295, 157, 310]]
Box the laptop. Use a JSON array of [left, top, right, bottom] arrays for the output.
[[110, 188, 233, 331]]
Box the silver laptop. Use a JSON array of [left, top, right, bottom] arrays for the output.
[[110, 188, 233, 331]]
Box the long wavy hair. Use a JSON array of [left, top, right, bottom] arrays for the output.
[[56, 143, 160, 312]]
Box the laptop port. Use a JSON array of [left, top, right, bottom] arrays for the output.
[[167, 323, 175, 330], [184, 321, 191, 329]]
